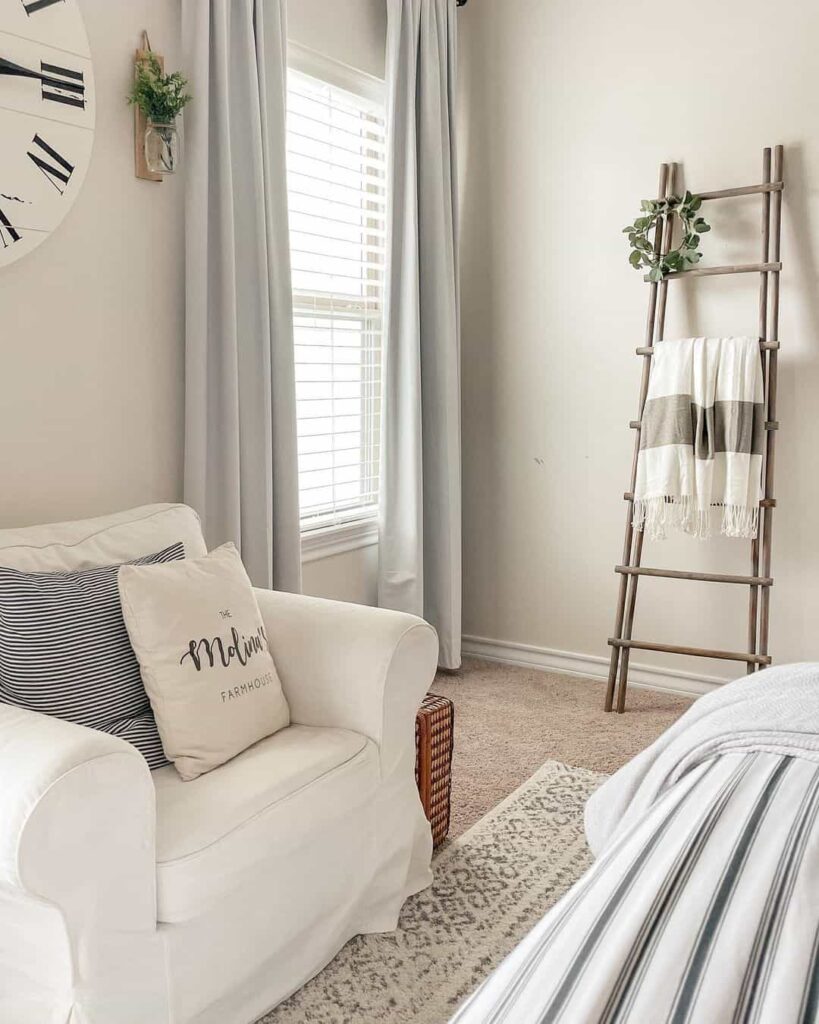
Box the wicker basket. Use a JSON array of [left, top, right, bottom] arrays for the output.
[[415, 693, 454, 848]]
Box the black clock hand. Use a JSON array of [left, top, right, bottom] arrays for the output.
[[0, 56, 43, 81], [0, 57, 83, 98]]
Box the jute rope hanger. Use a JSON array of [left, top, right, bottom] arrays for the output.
[[604, 146, 784, 713]]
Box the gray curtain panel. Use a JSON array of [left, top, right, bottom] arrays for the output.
[[182, 0, 301, 592], [379, 0, 462, 669]]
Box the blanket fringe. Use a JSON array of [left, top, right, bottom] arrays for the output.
[[632, 495, 759, 541]]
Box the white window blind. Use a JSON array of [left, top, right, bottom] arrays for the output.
[[286, 62, 386, 532]]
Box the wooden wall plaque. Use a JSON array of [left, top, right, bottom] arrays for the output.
[[134, 47, 164, 183]]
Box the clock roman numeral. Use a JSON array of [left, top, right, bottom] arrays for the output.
[[28, 134, 74, 194], [0, 209, 22, 249], [21, 0, 66, 14], [40, 62, 85, 109]]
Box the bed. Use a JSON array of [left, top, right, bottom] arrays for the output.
[[451, 663, 819, 1024]]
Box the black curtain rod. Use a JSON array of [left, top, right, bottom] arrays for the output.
[[456, 0, 468, 7]]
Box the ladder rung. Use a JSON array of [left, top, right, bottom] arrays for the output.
[[622, 420, 774, 436], [608, 637, 772, 665], [623, 492, 776, 509], [698, 181, 783, 201], [644, 261, 781, 282], [635, 340, 779, 355], [615, 565, 773, 586]]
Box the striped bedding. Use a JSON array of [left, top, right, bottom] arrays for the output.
[[452, 665, 819, 1024]]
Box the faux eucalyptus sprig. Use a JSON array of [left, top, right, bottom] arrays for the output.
[[128, 52, 191, 123], [624, 191, 710, 282]]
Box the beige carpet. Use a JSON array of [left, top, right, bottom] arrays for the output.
[[261, 760, 603, 1024], [432, 657, 693, 839]]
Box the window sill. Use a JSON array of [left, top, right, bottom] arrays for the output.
[[300, 518, 379, 564]]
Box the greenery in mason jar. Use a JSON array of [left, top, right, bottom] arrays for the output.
[[128, 52, 191, 123], [624, 191, 710, 282]]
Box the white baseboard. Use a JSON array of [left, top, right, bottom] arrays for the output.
[[461, 634, 732, 699]]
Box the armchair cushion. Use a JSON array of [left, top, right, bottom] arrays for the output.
[[0, 542, 185, 769], [153, 724, 376, 922]]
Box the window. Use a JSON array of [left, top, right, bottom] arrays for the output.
[[286, 50, 386, 535]]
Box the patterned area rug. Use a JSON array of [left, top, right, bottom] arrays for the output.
[[259, 760, 606, 1024]]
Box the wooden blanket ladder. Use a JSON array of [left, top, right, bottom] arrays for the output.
[[605, 146, 784, 713]]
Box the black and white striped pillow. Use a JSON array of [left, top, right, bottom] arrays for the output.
[[0, 541, 185, 769]]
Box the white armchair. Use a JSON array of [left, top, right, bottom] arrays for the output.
[[0, 505, 438, 1024]]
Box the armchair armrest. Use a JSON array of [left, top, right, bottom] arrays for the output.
[[0, 706, 168, 1022], [254, 589, 438, 775], [255, 590, 438, 923], [0, 704, 156, 927]]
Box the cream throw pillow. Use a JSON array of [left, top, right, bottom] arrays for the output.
[[118, 542, 290, 780]]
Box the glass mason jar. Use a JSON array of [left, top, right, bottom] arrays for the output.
[[144, 120, 179, 175]]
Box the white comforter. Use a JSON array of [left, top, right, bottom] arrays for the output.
[[452, 664, 819, 1024], [586, 662, 819, 854]]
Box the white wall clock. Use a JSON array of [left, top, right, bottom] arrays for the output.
[[0, 0, 95, 267]]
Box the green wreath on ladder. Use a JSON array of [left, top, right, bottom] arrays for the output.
[[624, 191, 711, 282]]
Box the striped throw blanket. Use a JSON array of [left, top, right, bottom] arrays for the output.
[[633, 336, 764, 540], [451, 664, 819, 1024]]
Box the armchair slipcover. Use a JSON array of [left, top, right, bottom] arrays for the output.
[[0, 505, 437, 1023]]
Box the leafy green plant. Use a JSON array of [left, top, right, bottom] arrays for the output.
[[624, 191, 710, 282], [128, 52, 191, 123]]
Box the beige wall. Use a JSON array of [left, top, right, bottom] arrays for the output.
[[288, 0, 386, 79], [0, 0, 184, 529], [457, 0, 819, 682], [7, 0, 816, 661], [302, 543, 378, 605]]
